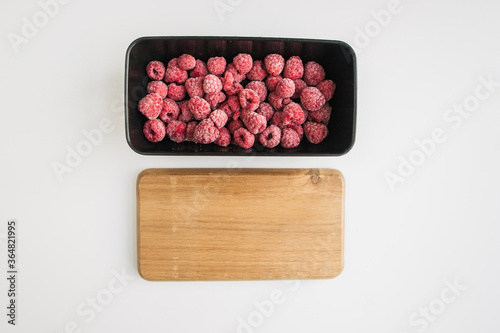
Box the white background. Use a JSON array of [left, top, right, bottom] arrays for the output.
[[1, 0, 500, 332]]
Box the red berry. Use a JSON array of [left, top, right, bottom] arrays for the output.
[[209, 109, 228, 129], [283, 56, 304, 80], [159, 98, 180, 123], [185, 121, 198, 141], [185, 77, 204, 98], [300, 87, 326, 111], [224, 82, 243, 96], [316, 80, 336, 101], [203, 74, 223, 94], [242, 112, 267, 134], [143, 119, 166, 142], [246, 81, 267, 103], [207, 57, 227, 75], [224, 63, 246, 83], [270, 111, 285, 129], [167, 83, 186, 101], [291, 79, 307, 99], [218, 102, 233, 119], [193, 119, 219, 144], [282, 102, 305, 127], [233, 128, 254, 149], [303, 61, 325, 86], [222, 71, 234, 91], [264, 54, 285, 76], [147, 81, 168, 99], [146, 61, 165, 80], [166, 120, 186, 143], [164, 65, 188, 84], [265, 75, 282, 92], [259, 125, 281, 148], [280, 128, 300, 148], [178, 54, 196, 70], [268, 92, 284, 111], [190, 59, 208, 78], [246, 60, 268, 81], [256, 102, 274, 122], [205, 92, 226, 110], [303, 121, 328, 144], [188, 96, 211, 120], [214, 127, 231, 147], [228, 119, 244, 133], [227, 95, 241, 113], [239, 89, 260, 112], [138, 93, 163, 119], [233, 53, 253, 74], [275, 78, 295, 98], [178, 100, 194, 122], [292, 125, 304, 141], [308, 104, 332, 124]]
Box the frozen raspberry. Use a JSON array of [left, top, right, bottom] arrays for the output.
[[188, 96, 211, 120], [167, 83, 186, 101], [164, 65, 188, 84], [233, 53, 253, 74], [292, 125, 303, 141], [233, 128, 254, 149], [300, 87, 326, 111], [246, 60, 268, 81], [218, 102, 233, 119], [280, 128, 300, 149], [227, 95, 241, 113], [271, 111, 285, 129], [265, 75, 282, 92], [166, 120, 186, 143], [146, 61, 165, 80], [203, 74, 223, 94], [291, 79, 307, 99], [283, 98, 292, 106], [282, 102, 305, 127], [268, 92, 284, 111], [283, 56, 304, 80], [303, 61, 325, 86], [275, 78, 295, 98], [185, 121, 198, 141], [246, 81, 267, 103], [224, 63, 246, 82], [316, 80, 336, 101], [242, 112, 267, 134], [138, 93, 163, 119], [222, 71, 234, 91], [168, 58, 179, 68], [214, 127, 231, 147], [264, 54, 285, 76], [190, 59, 209, 78], [228, 119, 244, 133], [185, 77, 204, 98], [178, 100, 194, 122], [239, 89, 260, 112], [178, 54, 196, 70], [205, 92, 226, 109], [193, 119, 219, 144], [304, 121, 328, 144], [209, 109, 228, 129], [224, 82, 243, 96], [256, 102, 274, 122], [259, 125, 281, 148], [147, 81, 168, 99], [308, 104, 332, 124], [143, 119, 166, 142], [159, 98, 180, 123], [207, 57, 227, 75]]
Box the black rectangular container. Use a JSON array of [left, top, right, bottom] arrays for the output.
[[125, 36, 356, 156]]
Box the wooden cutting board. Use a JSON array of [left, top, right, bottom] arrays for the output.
[[137, 168, 344, 281]]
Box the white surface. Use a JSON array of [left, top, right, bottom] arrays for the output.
[[1, 0, 500, 332]]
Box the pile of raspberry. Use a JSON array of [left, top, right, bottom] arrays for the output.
[[138, 53, 335, 149]]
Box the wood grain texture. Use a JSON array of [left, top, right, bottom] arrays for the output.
[[137, 168, 344, 281]]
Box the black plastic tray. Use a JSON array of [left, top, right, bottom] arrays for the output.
[[125, 36, 356, 156]]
